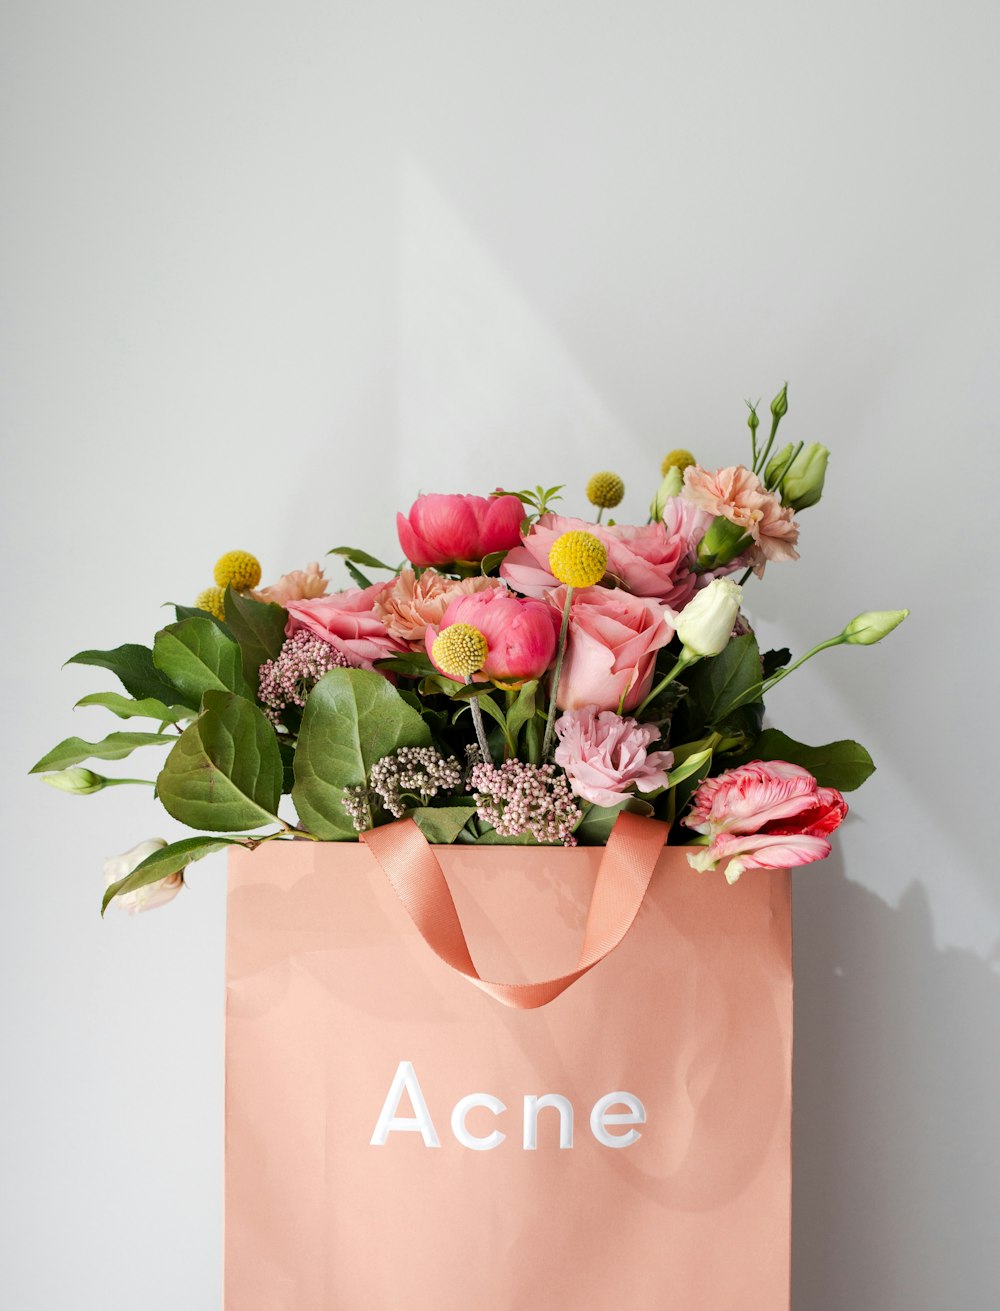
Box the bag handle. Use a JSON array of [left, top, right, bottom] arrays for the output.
[[360, 811, 668, 1010]]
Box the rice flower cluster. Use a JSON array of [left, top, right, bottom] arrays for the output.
[[369, 747, 464, 818], [470, 760, 582, 846], [258, 630, 349, 723]]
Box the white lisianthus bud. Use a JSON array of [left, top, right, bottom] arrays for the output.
[[841, 609, 909, 646], [103, 838, 182, 915], [649, 467, 684, 521], [676, 578, 744, 658], [41, 766, 106, 795]]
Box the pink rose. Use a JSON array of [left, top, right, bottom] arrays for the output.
[[501, 509, 710, 607], [554, 708, 673, 807], [682, 760, 848, 882], [683, 465, 799, 576], [425, 588, 560, 686], [374, 568, 502, 649], [285, 583, 406, 670], [397, 493, 526, 567], [548, 585, 676, 713]]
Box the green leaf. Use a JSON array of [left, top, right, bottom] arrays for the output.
[[153, 618, 250, 706], [407, 805, 478, 844], [67, 644, 187, 705], [291, 668, 432, 839], [344, 561, 372, 588], [480, 550, 508, 575], [156, 691, 282, 831], [171, 604, 233, 637], [74, 691, 191, 723], [505, 680, 538, 748], [328, 546, 396, 571], [376, 651, 438, 678], [223, 586, 287, 689], [666, 747, 714, 789], [573, 797, 655, 845], [30, 732, 176, 773], [733, 729, 876, 792], [683, 634, 762, 726], [102, 835, 249, 916]]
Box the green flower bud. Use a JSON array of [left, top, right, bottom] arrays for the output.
[[696, 516, 750, 569], [649, 466, 684, 520], [747, 401, 760, 434], [41, 766, 107, 795], [842, 610, 910, 645], [770, 383, 788, 420], [766, 442, 829, 510]]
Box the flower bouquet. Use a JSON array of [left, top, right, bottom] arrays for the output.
[[32, 384, 907, 913]]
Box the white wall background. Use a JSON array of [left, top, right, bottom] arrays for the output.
[[2, 2, 998, 1307]]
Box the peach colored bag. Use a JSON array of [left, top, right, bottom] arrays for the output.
[[224, 813, 792, 1310]]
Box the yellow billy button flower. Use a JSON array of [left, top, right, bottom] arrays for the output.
[[661, 448, 696, 478], [195, 585, 227, 621], [585, 471, 625, 511], [214, 550, 262, 591], [431, 623, 489, 680], [548, 531, 608, 589]]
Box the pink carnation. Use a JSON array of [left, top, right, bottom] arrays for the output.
[[501, 509, 711, 608], [683, 465, 799, 576], [374, 568, 501, 649], [285, 583, 406, 670], [252, 561, 328, 607], [554, 708, 673, 807], [683, 760, 847, 882]]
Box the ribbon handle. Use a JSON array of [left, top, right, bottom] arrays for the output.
[[360, 811, 668, 1010]]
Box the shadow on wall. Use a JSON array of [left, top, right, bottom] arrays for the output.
[[792, 851, 1000, 1310]]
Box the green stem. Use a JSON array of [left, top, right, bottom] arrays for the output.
[[754, 411, 784, 477], [542, 587, 574, 759], [595, 506, 604, 524], [278, 818, 321, 842], [724, 634, 848, 719], [102, 778, 156, 788], [466, 676, 494, 765], [634, 650, 699, 718]]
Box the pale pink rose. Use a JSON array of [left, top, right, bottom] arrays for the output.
[[285, 583, 406, 669], [501, 509, 710, 607], [397, 493, 525, 567], [374, 568, 501, 648], [554, 708, 673, 807], [683, 760, 847, 882], [251, 561, 329, 607], [547, 585, 676, 713], [426, 589, 560, 686], [683, 465, 800, 575]]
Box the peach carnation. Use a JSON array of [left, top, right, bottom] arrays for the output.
[[374, 568, 501, 649], [252, 561, 329, 607], [683, 465, 799, 575]]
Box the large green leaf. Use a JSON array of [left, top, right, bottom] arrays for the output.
[[153, 618, 250, 706], [30, 732, 176, 773], [733, 729, 876, 792], [102, 835, 249, 916], [157, 691, 282, 831], [67, 644, 187, 705], [683, 634, 762, 727], [171, 604, 233, 637], [573, 797, 655, 845], [328, 545, 396, 571], [292, 668, 431, 839], [74, 691, 191, 722], [223, 587, 287, 689]]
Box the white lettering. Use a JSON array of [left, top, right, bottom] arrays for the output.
[[370, 1060, 441, 1147], [451, 1093, 507, 1151], [523, 1094, 574, 1150], [590, 1092, 646, 1148]]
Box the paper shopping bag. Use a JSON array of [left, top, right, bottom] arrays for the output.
[[224, 813, 791, 1310]]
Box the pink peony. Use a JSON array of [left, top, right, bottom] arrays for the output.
[[547, 585, 676, 713], [252, 561, 329, 607], [501, 508, 711, 607], [374, 568, 501, 649], [682, 760, 847, 882], [683, 465, 799, 576], [397, 493, 526, 567], [285, 583, 407, 670], [554, 708, 674, 807], [425, 588, 560, 686]]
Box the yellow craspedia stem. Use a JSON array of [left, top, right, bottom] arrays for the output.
[[195, 585, 226, 621], [661, 449, 696, 477], [214, 550, 262, 591], [548, 530, 607, 588], [432, 623, 489, 679], [585, 471, 625, 510]]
